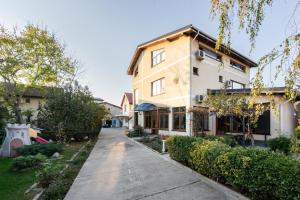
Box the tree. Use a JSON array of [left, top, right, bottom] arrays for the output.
[[203, 91, 268, 145], [0, 24, 77, 123], [210, 0, 299, 101], [37, 81, 107, 141]]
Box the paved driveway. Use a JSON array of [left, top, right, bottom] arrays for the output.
[[65, 128, 246, 200]]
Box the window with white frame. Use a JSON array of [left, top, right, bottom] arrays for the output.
[[229, 80, 245, 89], [152, 49, 165, 66], [230, 60, 245, 72], [151, 78, 165, 96]]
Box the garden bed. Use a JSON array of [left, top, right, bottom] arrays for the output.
[[0, 140, 95, 200]]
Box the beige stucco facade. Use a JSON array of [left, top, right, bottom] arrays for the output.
[[128, 25, 297, 140]]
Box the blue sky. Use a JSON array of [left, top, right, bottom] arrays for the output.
[[0, 0, 298, 105]]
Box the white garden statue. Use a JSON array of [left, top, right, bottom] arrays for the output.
[[0, 124, 31, 157]]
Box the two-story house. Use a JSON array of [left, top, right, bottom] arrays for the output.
[[118, 92, 134, 129], [127, 25, 298, 140]]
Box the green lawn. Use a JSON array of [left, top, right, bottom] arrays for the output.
[[0, 141, 88, 200], [0, 158, 36, 200]]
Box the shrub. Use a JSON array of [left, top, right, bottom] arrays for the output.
[[216, 148, 300, 200], [36, 163, 62, 187], [190, 140, 230, 179], [127, 127, 145, 138], [11, 154, 46, 171], [267, 136, 291, 154], [42, 178, 71, 200], [203, 135, 238, 147], [291, 126, 300, 154], [166, 136, 201, 166], [16, 143, 63, 157]]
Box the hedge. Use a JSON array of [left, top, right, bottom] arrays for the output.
[[11, 154, 46, 171], [16, 143, 63, 157], [267, 136, 291, 154], [166, 136, 201, 165], [167, 135, 300, 200]]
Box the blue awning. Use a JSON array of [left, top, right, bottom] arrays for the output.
[[134, 103, 157, 111]]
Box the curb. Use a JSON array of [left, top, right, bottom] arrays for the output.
[[126, 135, 249, 200]]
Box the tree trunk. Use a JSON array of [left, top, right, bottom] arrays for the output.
[[14, 96, 23, 124]]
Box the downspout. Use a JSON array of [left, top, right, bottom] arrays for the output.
[[189, 31, 199, 136], [279, 99, 292, 136]]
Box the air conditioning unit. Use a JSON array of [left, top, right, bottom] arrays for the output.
[[196, 49, 205, 60], [225, 80, 231, 88], [195, 95, 204, 103]]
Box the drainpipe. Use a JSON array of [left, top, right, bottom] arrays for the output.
[[280, 99, 291, 136]]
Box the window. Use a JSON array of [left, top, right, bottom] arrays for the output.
[[134, 65, 139, 77], [159, 109, 169, 129], [219, 75, 223, 83], [124, 105, 127, 113], [228, 80, 245, 89], [192, 107, 209, 133], [173, 107, 186, 131], [25, 98, 30, 103], [152, 49, 165, 66], [200, 46, 222, 61], [230, 60, 245, 72], [144, 111, 151, 128], [151, 78, 165, 96], [134, 89, 139, 105], [193, 67, 199, 75]]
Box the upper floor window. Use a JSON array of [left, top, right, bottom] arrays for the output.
[[134, 65, 139, 77], [193, 67, 199, 75], [152, 49, 165, 66], [199, 46, 222, 62], [228, 80, 245, 89], [151, 78, 165, 96], [230, 60, 245, 72]]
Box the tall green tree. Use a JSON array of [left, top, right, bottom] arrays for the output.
[[210, 0, 299, 101], [0, 24, 77, 123], [37, 81, 107, 141]]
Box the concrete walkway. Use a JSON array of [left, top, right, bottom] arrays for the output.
[[65, 128, 247, 200]]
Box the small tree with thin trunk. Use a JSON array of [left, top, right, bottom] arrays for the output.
[[0, 24, 77, 123], [203, 91, 268, 146]]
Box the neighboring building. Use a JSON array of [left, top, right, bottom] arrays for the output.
[[100, 101, 122, 128], [208, 88, 298, 140], [127, 24, 298, 140], [117, 93, 134, 129]]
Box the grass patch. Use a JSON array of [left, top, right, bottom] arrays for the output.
[[0, 158, 35, 200], [0, 140, 91, 200]]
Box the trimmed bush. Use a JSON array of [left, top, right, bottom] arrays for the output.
[[216, 148, 300, 200], [190, 140, 230, 179], [127, 127, 145, 138], [11, 154, 46, 171], [166, 136, 201, 165], [203, 135, 238, 147], [267, 136, 291, 154], [36, 163, 62, 187], [16, 143, 63, 157]]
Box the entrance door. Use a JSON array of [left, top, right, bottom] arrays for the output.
[[134, 112, 138, 127], [10, 138, 24, 157], [151, 110, 159, 134]]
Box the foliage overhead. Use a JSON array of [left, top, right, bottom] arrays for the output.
[[0, 24, 77, 123], [210, 0, 300, 100]]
